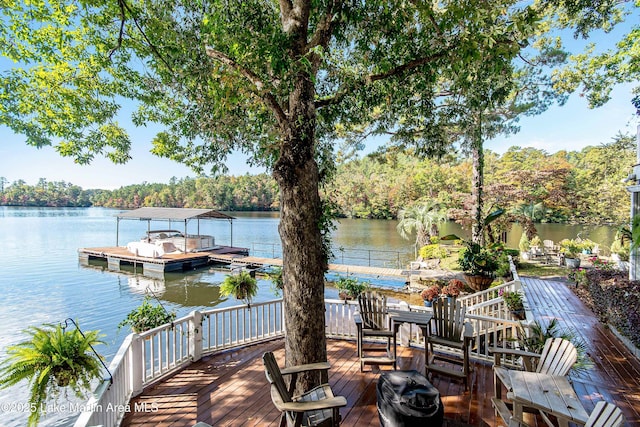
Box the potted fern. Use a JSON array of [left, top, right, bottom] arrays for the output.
[[0, 323, 104, 426], [457, 241, 499, 291], [119, 297, 177, 333], [220, 270, 259, 306], [334, 276, 369, 300]]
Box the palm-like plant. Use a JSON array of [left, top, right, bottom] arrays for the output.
[[396, 202, 447, 250], [0, 323, 104, 426]]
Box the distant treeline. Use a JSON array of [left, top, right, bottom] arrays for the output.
[[1, 136, 635, 225]]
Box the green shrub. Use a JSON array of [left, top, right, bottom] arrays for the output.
[[495, 252, 512, 278], [419, 244, 448, 260], [567, 268, 588, 286], [530, 236, 541, 247], [519, 233, 530, 252], [610, 238, 630, 261], [582, 270, 640, 350]]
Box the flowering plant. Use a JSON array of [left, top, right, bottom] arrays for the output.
[[568, 268, 588, 286], [420, 285, 440, 302], [499, 289, 524, 311], [589, 257, 613, 272], [442, 279, 465, 297]]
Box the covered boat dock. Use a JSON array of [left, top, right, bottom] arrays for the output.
[[115, 207, 237, 247], [79, 207, 249, 276]]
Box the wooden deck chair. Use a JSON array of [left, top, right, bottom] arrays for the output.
[[263, 352, 347, 427], [425, 298, 473, 389], [584, 401, 625, 427], [490, 337, 577, 425], [356, 291, 396, 371]]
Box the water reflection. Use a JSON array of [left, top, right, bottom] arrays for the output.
[[127, 273, 225, 307], [81, 259, 277, 309]]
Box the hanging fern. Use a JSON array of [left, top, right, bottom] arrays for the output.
[[0, 323, 104, 426], [220, 271, 258, 305]]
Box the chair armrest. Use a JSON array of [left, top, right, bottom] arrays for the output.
[[488, 347, 541, 359], [280, 362, 332, 376], [278, 396, 348, 412], [354, 312, 362, 325], [489, 347, 541, 370], [463, 321, 474, 338]]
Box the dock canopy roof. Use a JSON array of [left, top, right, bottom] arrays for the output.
[[117, 207, 234, 221]]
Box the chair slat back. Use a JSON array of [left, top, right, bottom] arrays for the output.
[[263, 351, 293, 403], [537, 338, 577, 376], [585, 401, 625, 427], [358, 291, 387, 330], [432, 298, 465, 341]]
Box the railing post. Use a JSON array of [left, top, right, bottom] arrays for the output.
[[190, 310, 204, 362], [130, 334, 144, 398]]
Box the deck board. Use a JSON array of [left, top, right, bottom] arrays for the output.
[[121, 276, 640, 427]]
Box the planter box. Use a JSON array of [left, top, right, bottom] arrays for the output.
[[565, 257, 581, 269]]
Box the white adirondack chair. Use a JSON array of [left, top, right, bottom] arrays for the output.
[[490, 338, 578, 426], [584, 401, 625, 427]]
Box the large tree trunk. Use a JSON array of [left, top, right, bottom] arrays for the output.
[[273, 72, 327, 392]]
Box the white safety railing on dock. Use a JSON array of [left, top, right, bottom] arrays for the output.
[[76, 269, 529, 426]]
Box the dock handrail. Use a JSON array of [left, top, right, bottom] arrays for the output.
[[248, 242, 411, 269], [75, 268, 527, 426]]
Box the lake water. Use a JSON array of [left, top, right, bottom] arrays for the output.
[[0, 207, 619, 426]]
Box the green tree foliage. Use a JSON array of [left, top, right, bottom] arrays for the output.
[[0, 0, 622, 382], [0, 179, 92, 207], [3, 139, 634, 226], [542, 0, 640, 108], [569, 133, 636, 223]]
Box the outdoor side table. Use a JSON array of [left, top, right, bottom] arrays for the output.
[[507, 371, 589, 427], [388, 309, 433, 376]]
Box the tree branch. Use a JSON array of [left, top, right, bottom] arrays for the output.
[[307, 0, 341, 53], [108, 0, 174, 74], [368, 52, 446, 82], [108, 0, 126, 59], [205, 47, 287, 126], [316, 51, 447, 109]]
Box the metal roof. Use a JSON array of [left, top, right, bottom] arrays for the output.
[[116, 207, 235, 221]]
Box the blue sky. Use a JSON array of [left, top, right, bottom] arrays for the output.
[[1, 12, 639, 190], [2, 83, 637, 190]]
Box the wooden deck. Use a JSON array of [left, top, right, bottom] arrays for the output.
[[121, 277, 640, 427]]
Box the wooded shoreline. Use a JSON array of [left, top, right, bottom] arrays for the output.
[[1, 140, 635, 226]]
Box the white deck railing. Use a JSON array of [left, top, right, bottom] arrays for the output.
[[74, 300, 286, 427], [76, 268, 530, 426]]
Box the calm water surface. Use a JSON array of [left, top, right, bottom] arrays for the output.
[[0, 207, 618, 426]]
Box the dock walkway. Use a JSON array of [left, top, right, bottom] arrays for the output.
[[80, 246, 448, 280]]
